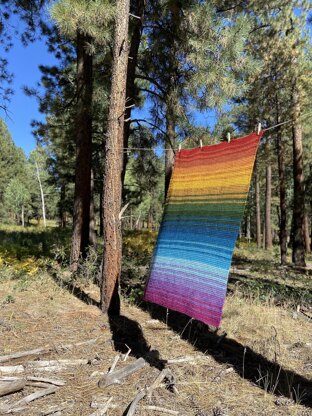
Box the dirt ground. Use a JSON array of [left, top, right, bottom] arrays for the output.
[[0, 271, 311, 416]]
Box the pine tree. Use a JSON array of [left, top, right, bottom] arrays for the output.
[[100, 0, 130, 314]]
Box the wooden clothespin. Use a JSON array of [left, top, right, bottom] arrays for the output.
[[257, 123, 262, 135], [200, 140, 203, 149], [227, 132, 231, 143]]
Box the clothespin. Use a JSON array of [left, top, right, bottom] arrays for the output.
[[227, 132, 231, 143], [178, 143, 181, 152], [257, 123, 262, 135], [200, 139, 203, 149]]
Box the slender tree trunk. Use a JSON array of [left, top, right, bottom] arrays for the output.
[[35, 161, 46, 228], [291, 82, 306, 266], [165, 103, 176, 198], [100, 0, 130, 315], [89, 169, 96, 246], [99, 181, 103, 237], [265, 163, 273, 250], [262, 223, 266, 249], [303, 213, 310, 254], [255, 167, 261, 248], [276, 126, 287, 264], [59, 183, 67, 228], [310, 201, 312, 252], [122, 0, 145, 191], [70, 32, 93, 272], [21, 205, 24, 227]]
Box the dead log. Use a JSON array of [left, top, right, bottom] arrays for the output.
[[98, 357, 146, 388], [0, 338, 99, 364], [0, 380, 26, 397]]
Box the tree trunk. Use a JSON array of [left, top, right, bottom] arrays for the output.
[[165, 104, 176, 198], [100, 0, 130, 315], [265, 163, 273, 250], [122, 0, 145, 191], [291, 83, 306, 266], [303, 213, 310, 254], [89, 169, 96, 246], [35, 161, 46, 228], [21, 205, 25, 227], [276, 126, 287, 264], [59, 183, 67, 228], [255, 167, 261, 248], [70, 31, 93, 272]]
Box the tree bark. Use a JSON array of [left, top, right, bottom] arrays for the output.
[[122, 0, 145, 192], [89, 169, 96, 246], [35, 161, 46, 228], [100, 0, 130, 315], [291, 82, 306, 266], [70, 31, 93, 272], [255, 167, 261, 248], [303, 213, 310, 254], [276, 126, 287, 264], [165, 102, 176, 198], [59, 183, 67, 228], [265, 162, 273, 250], [21, 205, 25, 228]]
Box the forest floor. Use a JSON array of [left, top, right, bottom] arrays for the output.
[[0, 225, 311, 416]]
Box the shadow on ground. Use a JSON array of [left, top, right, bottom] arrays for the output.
[[144, 303, 312, 408], [50, 270, 312, 408]]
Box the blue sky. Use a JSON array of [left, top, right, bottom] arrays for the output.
[[1, 14, 57, 156]]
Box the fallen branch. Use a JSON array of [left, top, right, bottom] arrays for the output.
[[8, 386, 58, 411], [0, 338, 98, 364], [98, 357, 146, 388], [125, 368, 176, 416], [0, 380, 26, 397], [144, 406, 179, 415], [0, 366, 24, 374], [89, 397, 113, 415], [26, 376, 66, 386], [108, 355, 120, 374]]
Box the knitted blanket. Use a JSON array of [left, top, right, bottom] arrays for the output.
[[144, 132, 262, 327]]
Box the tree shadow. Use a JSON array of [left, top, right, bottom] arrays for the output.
[[143, 303, 312, 408], [50, 270, 100, 307]]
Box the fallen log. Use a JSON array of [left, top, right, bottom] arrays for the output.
[[0, 380, 26, 397], [98, 357, 146, 388], [0, 338, 99, 364]]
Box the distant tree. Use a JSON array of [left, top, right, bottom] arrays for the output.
[[4, 178, 31, 226]]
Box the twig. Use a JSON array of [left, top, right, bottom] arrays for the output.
[[108, 355, 120, 374], [26, 376, 66, 386], [89, 397, 113, 415], [125, 368, 177, 416], [98, 358, 146, 388], [144, 406, 179, 415], [0, 365, 24, 374]]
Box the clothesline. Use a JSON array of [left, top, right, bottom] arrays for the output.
[[121, 109, 312, 151]]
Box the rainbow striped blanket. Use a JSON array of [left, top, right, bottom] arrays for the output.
[[144, 132, 262, 327]]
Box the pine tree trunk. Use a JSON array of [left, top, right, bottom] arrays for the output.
[[89, 169, 96, 246], [100, 0, 130, 315], [276, 127, 287, 264], [265, 164, 273, 250], [255, 167, 261, 248], [70, 32, 93, 272], [303, 213, 310, 254], [291, 83, 306, 266], [35, 161, 46, 228], [122, 0, 144, 191], [165, 104, 176, 198], [59, 183, 67, 228]]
